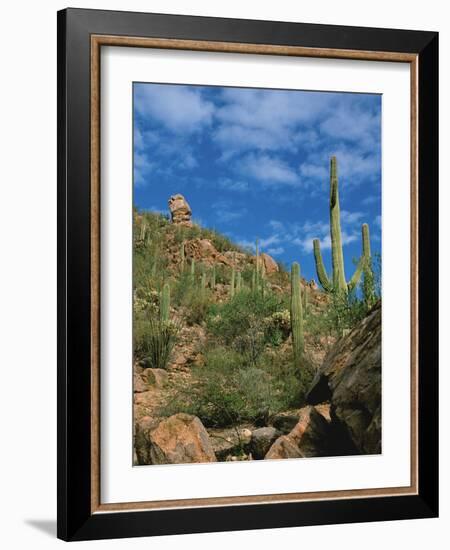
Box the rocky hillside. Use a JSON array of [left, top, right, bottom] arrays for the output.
[[133, 194, 381, 465]]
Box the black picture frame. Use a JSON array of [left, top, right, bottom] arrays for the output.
[[57, 7, 438, 541]]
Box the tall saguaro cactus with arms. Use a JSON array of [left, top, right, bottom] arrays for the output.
[[313, 156, 371, 295]]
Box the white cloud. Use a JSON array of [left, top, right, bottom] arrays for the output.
[[298, 146, 381, 189], [293, 231, 358, 254], [340, 210, 365, 225], [218, 178, 249, 192], [267, 246, 284, 256], [212, 200, 247, 224], [135, 84, 214, 134], [239, 154, 299, 186], [362, 194, 380, 205], [260, 234, 282, 248], [134, 152, 154, 186]]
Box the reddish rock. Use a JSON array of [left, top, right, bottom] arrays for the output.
[[184, 238, 231, 267], [168, 194, 192, 226], [260, 253, 279, 274], [265, 406, 331, 459], [134, 416, 159, 465], [134, 372, 148, 393], [142, 368, 168, 388], [148, 413, 217, 465], [250, 427, 281, 459], [307, 301, 382, 454]]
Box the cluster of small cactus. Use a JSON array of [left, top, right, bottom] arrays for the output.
[[290, 262, 304, 364], [313, 156, 372, 295]]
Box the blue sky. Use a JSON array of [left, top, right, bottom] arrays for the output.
[[133, 82, 381, 282]]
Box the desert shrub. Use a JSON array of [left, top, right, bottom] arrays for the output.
[[162, 346, 314, 428], [207, 290, 285, 365], [305, 289, 368, 342], [184, 290, 212, 326], [171, 272, 212, 325], [207, 289, 283, 344], [134, 315, 178, 369]]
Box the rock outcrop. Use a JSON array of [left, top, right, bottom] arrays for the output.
[[144, 413, 217, 465], [141, 368, 168, 388], [208, 427, 252, 460], [260, 253, 279, 274], [250, 427, 281, 459], [184, 238, 231, 267], [307, 301, 382, 454], [265, 405, 332, 459], [168, 194, 193, 226], [134, 416, 159, 465]]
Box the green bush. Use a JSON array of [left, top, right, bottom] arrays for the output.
[[162, 346, 314, 428], [135, 316, 178, 370], [207, 289, 283, 344]]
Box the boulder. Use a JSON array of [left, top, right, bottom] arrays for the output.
[[208, 427, 252, 460], [270, 410, 304, 434], [148, 413, 217, 464], [134, 416, 159, 465], [168, 194, 192, 226], [260, 253, 279, 274], [184, 238, 231, 267], [265, 406, 332, 459], [133, 372, 148, 393], [223, 251, 248, 267], [141, 367, 168, 388], [250, 427, 281, 459], [306, 301, 382, 454]]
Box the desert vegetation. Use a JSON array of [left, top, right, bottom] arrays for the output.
[[133, 157, 382, 464]]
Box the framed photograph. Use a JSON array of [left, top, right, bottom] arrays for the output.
[[57, 8, 438, 541]]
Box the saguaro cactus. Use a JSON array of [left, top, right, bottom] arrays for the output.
[[180, 241, 185, 271], [140, 220, 147, 241], [290, 262, 304, 363], [260, 263, 266, 297], [190, 258, 196, 282], [200, 271, 207, 298], [236, 271, 242, 292], [230, 264, 236, 298], [211, 264, 216, 290], [251, 269, 257, 293], [160, 282, 170, 322], [313, 156, 371, 294]]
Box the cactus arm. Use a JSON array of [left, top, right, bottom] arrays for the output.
[[362, 223, 371, 257], [347, 257, 364, 292], [347, 223, 371, 292], [313, 239, 333, 292]]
